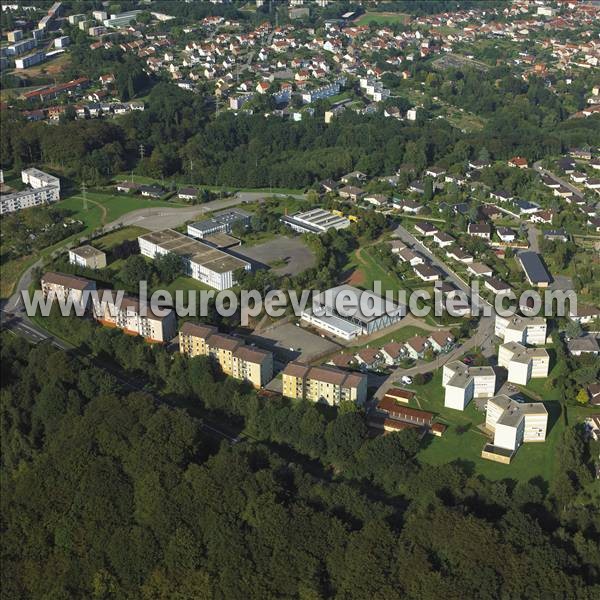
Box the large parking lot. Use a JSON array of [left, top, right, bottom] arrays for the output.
[[247, 322, 340, 362], [234, 235, 315, 276]]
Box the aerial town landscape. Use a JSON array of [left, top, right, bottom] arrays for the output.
[[1, 1, 599, 598]]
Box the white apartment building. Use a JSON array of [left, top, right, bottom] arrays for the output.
[[443, 360, 496, 410], [68, 245, 107, 270], [494, 314, 547, 345], [485, 394, 548, 452], [1, 168, 61, 214], [138, 229, 250, 291], [498, 342, 550, 386], [93, 292, 176, 343]]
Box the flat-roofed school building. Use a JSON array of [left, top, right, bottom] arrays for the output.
[[138, 229, 251, 290], [280, 208, 350, 234], [187, 208, 251, 239]]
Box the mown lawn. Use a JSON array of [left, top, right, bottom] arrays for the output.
[[92, 226, 150, 252], [408, 371, 566, 483]]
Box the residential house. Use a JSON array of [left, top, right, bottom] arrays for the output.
[[497, 227, 516, 243], [404, 336, 429, 360], [414, 263, 441, 282], [414, 222, 438, 236], [338, 185, 365, 202], [567, 335, 600, 357], [380, 342, 405, 366], [354, 348, 383, 371], [433, 231, 454, 247], [468, 222, 491, 239], [428, 330, 455, 353]]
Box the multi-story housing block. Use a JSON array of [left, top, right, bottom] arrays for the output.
[[179, 322, 273, 387], [282, 361, 367, 406], [442, 361, 496, 410], [494, 315, 547, 345]]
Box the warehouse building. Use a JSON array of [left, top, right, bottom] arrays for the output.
[[300, 284, 404, 340], [518, 251, 552, 288], [138, 229, 251, 290], [280, 208, 350, 234]]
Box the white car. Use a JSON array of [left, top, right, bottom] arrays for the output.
[[401, 375, 413, 385]]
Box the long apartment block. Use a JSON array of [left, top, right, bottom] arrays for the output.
[[179, 322, 273, 388], [282, 361, 367, 406], [1, 168, 61, 215]]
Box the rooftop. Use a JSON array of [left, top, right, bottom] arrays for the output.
[[139, 229, 249, 274]]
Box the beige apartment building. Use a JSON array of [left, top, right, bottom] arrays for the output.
[[282, 361, 367, 406], [179, 322, 273, 388]]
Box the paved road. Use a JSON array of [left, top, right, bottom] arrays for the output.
[[526, 223, 540, 253], [533, 160, 585, 201]]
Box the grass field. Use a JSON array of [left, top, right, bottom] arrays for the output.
[[409, 371, 566, 483], [92, 226, 150, 252], [356, 11, 410, 25]]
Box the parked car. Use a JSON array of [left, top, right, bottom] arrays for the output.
[[401, 375, 413, 385]]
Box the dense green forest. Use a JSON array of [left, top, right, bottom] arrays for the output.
[[2, 67, 599, 187], [1, 332, 599, 598]]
